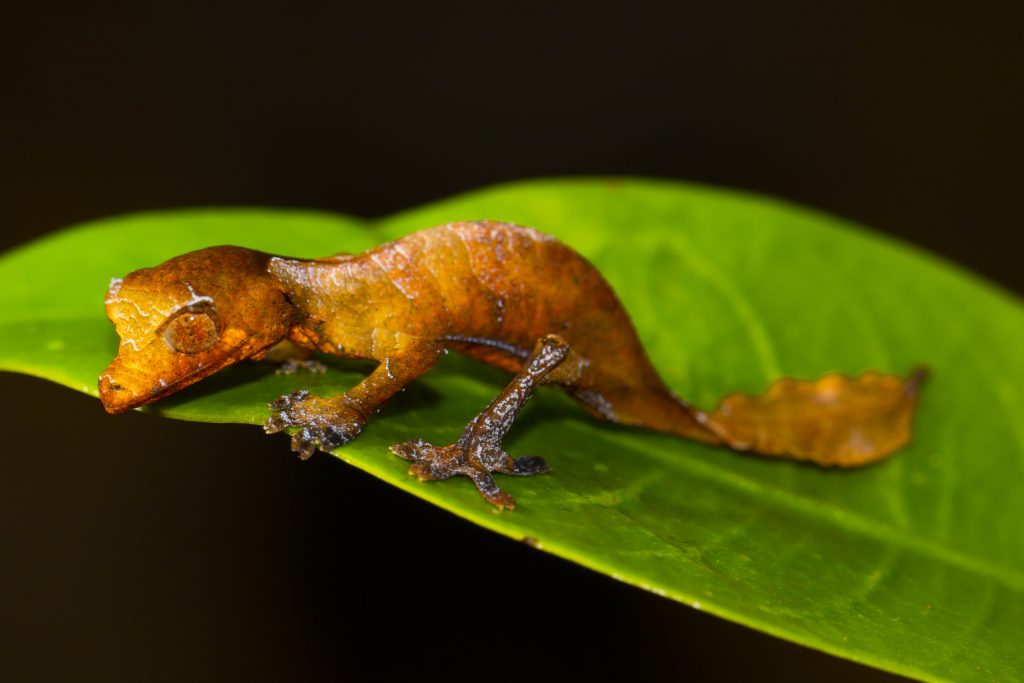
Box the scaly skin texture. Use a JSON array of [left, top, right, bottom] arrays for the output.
[[99, 221, 926, 509]]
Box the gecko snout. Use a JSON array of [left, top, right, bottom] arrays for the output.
[[98, 372, 133, 414]]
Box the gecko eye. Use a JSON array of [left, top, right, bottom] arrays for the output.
[[162, 311, 219, 354]]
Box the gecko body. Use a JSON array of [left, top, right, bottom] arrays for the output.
[[100, 221, 924, 508]]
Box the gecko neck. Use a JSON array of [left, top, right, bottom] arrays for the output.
[[267, 255, 377, 358]]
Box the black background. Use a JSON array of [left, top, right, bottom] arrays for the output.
[[2, 2, 1021, 681]]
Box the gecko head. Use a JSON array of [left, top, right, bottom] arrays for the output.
[[99, 246, 296, 414]]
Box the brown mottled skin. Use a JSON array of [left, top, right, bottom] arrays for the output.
[[99, 221, 925, 509]]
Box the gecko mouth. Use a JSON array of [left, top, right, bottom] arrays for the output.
[[100, 366, 215, 413], [99, 374, 190, 413], [99, 338, 252, 414]]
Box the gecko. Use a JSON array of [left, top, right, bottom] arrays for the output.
[[99, 221, 925, 509]]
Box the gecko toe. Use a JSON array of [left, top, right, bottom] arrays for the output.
[[389, 440, 422, 461], [289, 423, 359, 459], [390, 440, 464, 481], [484, 490, 517, 511], [264, 412, 291, 434], [469, 470, 517, 510], [292, 428, 317, 460], [508, 455, 550, 476], [407, 461, 441, 481], [270, 389, 309, 411], [320, 424, 356, 450]]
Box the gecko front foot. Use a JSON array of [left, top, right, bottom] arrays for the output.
[[389, 439, 550, 510], [265, 390, 366, 460]]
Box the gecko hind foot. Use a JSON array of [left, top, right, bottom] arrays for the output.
[[275, 358, 328, 375], [389, 334, 571, 509], [389, 440, 548, 510]]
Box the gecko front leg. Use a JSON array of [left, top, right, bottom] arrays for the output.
[[265, 339, 441, 459]]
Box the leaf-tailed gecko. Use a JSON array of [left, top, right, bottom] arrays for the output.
[[99, 221, 925, 509]]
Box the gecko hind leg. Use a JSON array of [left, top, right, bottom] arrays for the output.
[[390, 334, 573, 510]]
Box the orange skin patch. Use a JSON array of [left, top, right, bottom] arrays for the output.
[[99, 221, 926, 509]]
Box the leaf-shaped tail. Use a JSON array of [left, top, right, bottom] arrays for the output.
[[694, 368, 928, 467]]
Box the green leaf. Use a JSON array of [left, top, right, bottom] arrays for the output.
[[2, 179, 1021, 681]]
